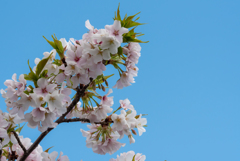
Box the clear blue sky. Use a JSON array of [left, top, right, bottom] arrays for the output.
[[0, 0, 240, 160]]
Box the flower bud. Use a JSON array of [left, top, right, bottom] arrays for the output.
[[101, 85, 106, 92], [131, 129, 137, 135], [91, 81, 96, 91], [104, 80, 109, 86], [76, 40, 80, 45]]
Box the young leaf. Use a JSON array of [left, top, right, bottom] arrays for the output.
[[24, 60, 38, 85], [43, 34, 64, 59], [52, 59, 62, 66], [117, 46, 123, 57], [15, 123, 26, 133], [35, 53, 52, 76]]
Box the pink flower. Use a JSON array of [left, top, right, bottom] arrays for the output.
[[100, 89, 114, 107], [119, 99, 134, 110], [105, 20, 129, 43], [111, 110, 128, 131], [33, 78, 57, 96], [113, 72, 135, 89], [110, 151, 146, 161]]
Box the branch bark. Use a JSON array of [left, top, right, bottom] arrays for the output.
[[61, 118, 114, 126], [0, 138, 2, 157], [19, 80, 92, 161], [12, 131, 27, 154]]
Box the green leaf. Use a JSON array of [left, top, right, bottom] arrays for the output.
[[7, 124, 15, 133], [114, 3, 121, 21], [126, 21, 145, 28], [44, 146, 54, 153], [24, 60, 38, 87], [35, 53, 52, 76], [41, 102, 47, 107], [94, 74, 114, 85], [27, 60, 37, 79], [23, 90, 29, 95], [113, 4, 148, 43], [124, 12, 141, 25], [23, 85, 34, 95], [123, 35, 149, 43], [43, 34, 64, 59], [28, 85, 34, 90], [24, 74, 33, 81], [117, 46, 123, 57], [39, 70, 48, 78], [103, 74, 114, 80], [52, 59, 62, 66], [15, 123, 26, 133], [43, 36, 57, 49]]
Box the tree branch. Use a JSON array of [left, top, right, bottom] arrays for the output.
[[0, 138, 2, 157], [61, 118, 91, 123], [12, 131, 27, 154], [19, 80, 92, 161], [61, 57, 67, 67], [60, 118, 114, 126]]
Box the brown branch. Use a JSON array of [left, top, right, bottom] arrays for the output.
[[19, 80, 92, 161], [60, 118, 114, 126], [61, 118, 91, 123], [61, 57, 67, 67], [0, 138, 2, 157], [12, 131, 27, 154]]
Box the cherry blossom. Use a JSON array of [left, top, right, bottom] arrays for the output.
[[119, 99, 134, 110], [0, 11, 147, 160], [33, 78, 57, 96], [105, 20, 129, 43], [110, 151, 146, 161]]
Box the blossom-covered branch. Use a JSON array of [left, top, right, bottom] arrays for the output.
[[19, 81, 92, 161], [0, 5, 148, 161]]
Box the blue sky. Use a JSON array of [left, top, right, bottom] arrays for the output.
[[0, 0, 240, 160]]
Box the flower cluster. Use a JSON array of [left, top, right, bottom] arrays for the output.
[[0, 7, 148, 160], [110, 151, 146, 161], [113, 43, 141, 89], [80, 96, 147, 155], [0, 109, 69, 161]]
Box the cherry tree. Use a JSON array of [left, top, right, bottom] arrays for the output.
[[0, 6, 148, 161]]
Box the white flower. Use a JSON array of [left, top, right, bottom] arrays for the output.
[[136, 114, 147, 136], [45, 63, 59, 75], [94, 104, 113, 121], [113, 72, 135, 89], [101, 36, 120, 54], [119, 99, 134, 110], [100, 89, 114, 107], [110, 151, 146, 161], [33, 78, 57, 96], [45, 91, 65, 115], [31, 93, 46, 107], [18, 93, 36, 108], [111, 110, 128, 131], [105, 20, 129, 43]]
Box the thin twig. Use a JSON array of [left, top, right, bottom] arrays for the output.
[[12, 131, 27, 154]]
